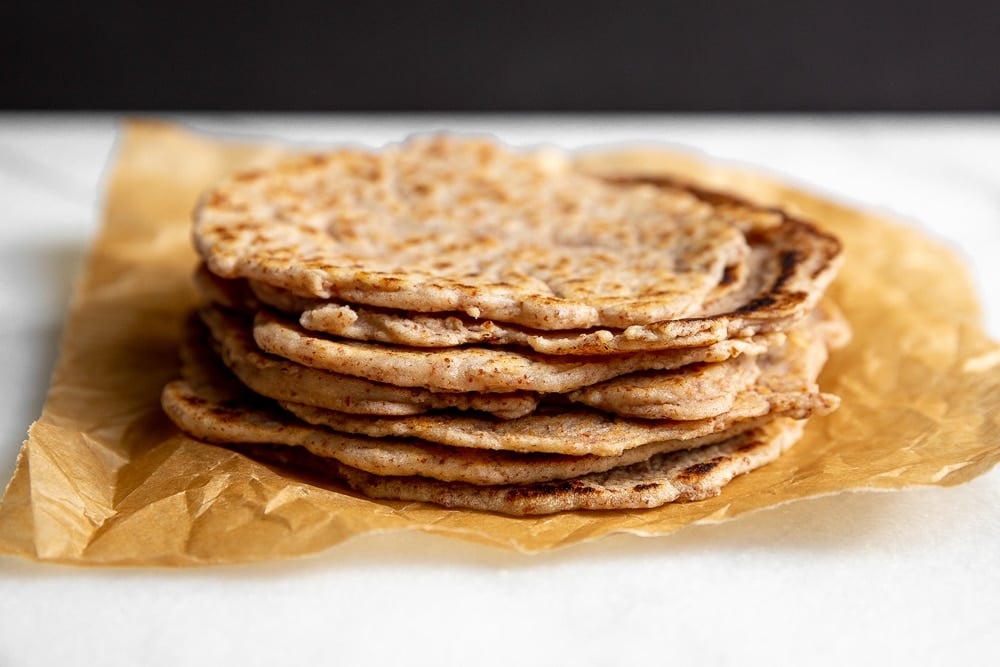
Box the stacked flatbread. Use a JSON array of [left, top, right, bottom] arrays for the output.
[[161, 136, 849, 515]]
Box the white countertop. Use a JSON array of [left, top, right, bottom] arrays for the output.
[[1, 115, 998, 666]]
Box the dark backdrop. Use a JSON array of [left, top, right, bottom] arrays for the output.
[[4, 0, 999, 111]]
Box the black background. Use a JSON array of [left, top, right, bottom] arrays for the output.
[[3, 0, 999, 111]]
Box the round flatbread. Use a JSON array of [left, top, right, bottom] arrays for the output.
[[160, 324, 808, 507], [251, 308, 775, 394], [202, 301, 772, 421], [194, 135, 752, 330], [278, 323, 836, 456], [326, 418, 806, 515], [200, 306, 539, 419], [229, 419, 807, 516], [194, 164, 842, 355]]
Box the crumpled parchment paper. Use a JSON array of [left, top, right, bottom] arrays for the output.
[[0, 120, 997, 565]]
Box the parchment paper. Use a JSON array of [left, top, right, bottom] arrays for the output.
[[1, 120, 997, 565]]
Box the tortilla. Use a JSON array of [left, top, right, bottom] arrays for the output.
[[193, 135, 753, 330], [200, 306, 539, 419], [161, 325, 809, 506], [197, 210, 841, 355], [278, 324, 836, 456], [162, 339, 775, 485], [252, 308, 777, 394], [231, 420, 806, 515]]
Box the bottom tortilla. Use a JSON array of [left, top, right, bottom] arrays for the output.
[[322, 419, 805, 515], [225, 419, 804, 515]]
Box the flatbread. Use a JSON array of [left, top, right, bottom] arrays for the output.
[[252, 308, 777, 393], [160, 323, 808, 508], [281, 306, 840, 456], [172, 136, 850, 516], [197, 279, 851, 422], [194, 174, 841, 355], [162, 338, 777, 485], [197, 261, 756, 353], [200, 306, 540, 419], [232, 419, 806, 515], [199, 212, 840, 355], [571, 300, 851, 419], [207, 301, 818, 424], [193, 135, 753, 330], [206, 300, 771, 421], [567, 354, 761, 419], [329, 418, 806, 515], [282, 389, 831, 456], [277, 314, 839, 456]]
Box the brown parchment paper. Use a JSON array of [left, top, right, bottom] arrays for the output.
[[1, 121, 998, 565]]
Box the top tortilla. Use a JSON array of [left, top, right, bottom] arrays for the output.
[[193, 135, 752, 330], [196, 190, 842, 354]]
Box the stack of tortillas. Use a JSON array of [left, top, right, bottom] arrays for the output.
[[161, 135, 850, 515]]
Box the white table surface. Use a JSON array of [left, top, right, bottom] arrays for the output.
[[0, 114, 998, 666]]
